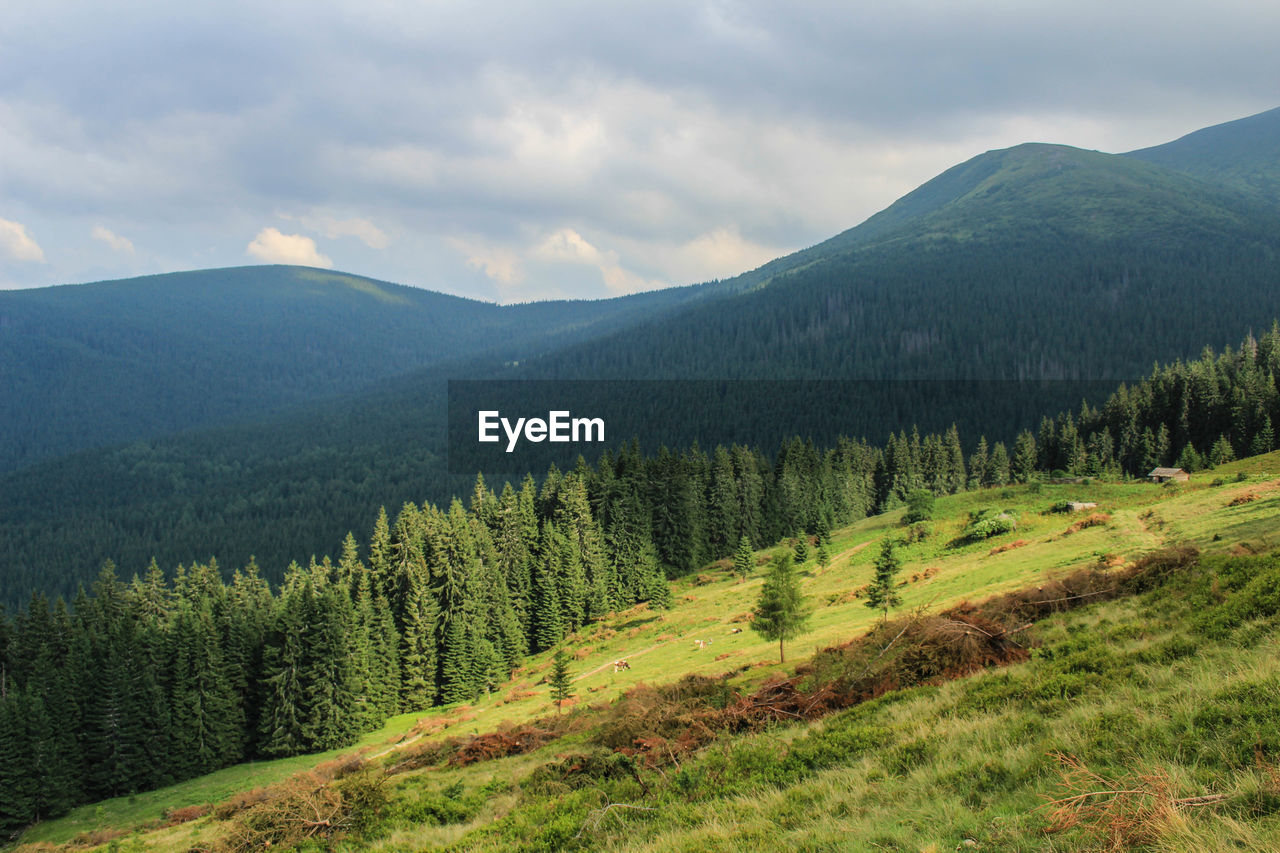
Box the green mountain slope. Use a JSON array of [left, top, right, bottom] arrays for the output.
[[1126, 105, 1280, 203], [0, 265, 707, 474], [518, 140, 1280, 381]]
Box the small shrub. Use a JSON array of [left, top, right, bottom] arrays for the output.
[[957, 509, 1016, 544], [903, 522, 931, 544]]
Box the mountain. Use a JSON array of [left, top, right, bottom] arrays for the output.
[[1126, 105, 1280, 203], [4, 106, 1280, 605], [515, 140, 1280, 381], [0, 265, 708, 474]]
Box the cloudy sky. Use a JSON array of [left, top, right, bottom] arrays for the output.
[[1, 1, 1277, 301]]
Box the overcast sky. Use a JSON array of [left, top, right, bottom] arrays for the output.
[[1, 1, 1276, 301]]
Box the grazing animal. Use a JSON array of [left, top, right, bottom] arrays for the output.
[[612, 659, 631, 673], [729, 627, 743, 634]]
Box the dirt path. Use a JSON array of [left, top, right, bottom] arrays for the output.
[[577, 639, 670, 679]]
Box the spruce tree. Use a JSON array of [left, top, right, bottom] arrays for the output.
[[1012, 431, 1037, 483], [750, 553, 810, 663], [988, 442, 1011, 486], [398, 570, 438, 710], [1251, 417, 1275, 456], [549, 648, 574, 714], [733, 535, 754, 581], [866, 538, 903, 621], [299, 581, 363, 751], [533, 524, 565, 651], [257, 582, 308, 758], [1210, 434, 1236, 466]]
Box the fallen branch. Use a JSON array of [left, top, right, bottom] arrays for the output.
[[576, 802, 657, 838]]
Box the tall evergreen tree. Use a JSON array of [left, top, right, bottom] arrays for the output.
[[549, 648, 574, 714], [733, 535, 754, 581], [750, 553, 810, 663], [866, 539, 904, 621]]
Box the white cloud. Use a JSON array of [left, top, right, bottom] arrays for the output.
[[289, 213, 390, 249], [0, 218, 45, 262], [246, 227, 333, 267], [533, 227, 666, 295], [447, 235, 523, 285], [91, 224, 135, 254], [636, 226, 785, 284]]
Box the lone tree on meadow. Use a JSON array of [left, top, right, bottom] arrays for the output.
[[549, 648, 574, 714], [751, 552, 811, 663], [733, 535, 754, 581], [866, 538, 904, 621]]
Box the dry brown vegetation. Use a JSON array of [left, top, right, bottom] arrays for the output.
[[989, 539, 1029, 555], [1041, 754, 1229, 851], [212, 770, 389, 853], [1228, 492, 1259, 506], [1061, 513, 1112, 535]]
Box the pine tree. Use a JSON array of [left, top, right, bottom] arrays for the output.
[[943, 424, 966, 494], [793, 536, 809, 565], [708, 447, 741, 559], [1210, 434, 1236, 466], [969, 436, 990, 489], [299, 580, 363, 751], [1251, 416, 1275, 456], [1012, 431, 1037, 483], [168, 603, 243, 777], [988, 442, 1011, 486], [733, 535, 753, 581], [866, 539, 903, 621], [257, 578, 308, 758], [368, 506, 395, 603], [533, 524, 565, 652], [815, 542, 831, 569], [549, 648, 574, 714], [398, 570, 438, 710], [750, 553, 810, 663]]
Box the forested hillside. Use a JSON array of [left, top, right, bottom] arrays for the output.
[[0, 266, 707, 474]]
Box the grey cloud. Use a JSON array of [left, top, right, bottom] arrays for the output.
[[1, 0, 1277, 294]]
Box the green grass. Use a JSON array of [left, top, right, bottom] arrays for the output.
[[15, 454, 1280, 851], [425, 550, 1280, 851]]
